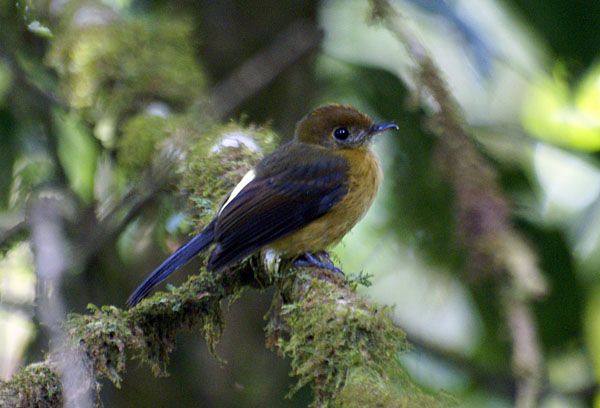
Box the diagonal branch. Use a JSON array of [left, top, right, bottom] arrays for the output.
[[206, 20, 321, 119], [369, 2, 546, 407], [0, 215, 26, 252], [73, 174, 170, 271], [0, 258, 436, 407]]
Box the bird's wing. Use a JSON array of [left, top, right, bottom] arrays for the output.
[[207, 148, 349, 271]]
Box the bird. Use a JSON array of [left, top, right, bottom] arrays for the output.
[[127, 104, 398, 307]]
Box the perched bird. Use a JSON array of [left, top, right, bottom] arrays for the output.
[[127, 104, 398, 306]]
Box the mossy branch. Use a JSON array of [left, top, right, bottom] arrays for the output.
[[267, 267, 450, 407], [0, 257, 447, 407], [0, 7, 445, 406], [0, 13, 448, 402], [0, 259, 260, 407]]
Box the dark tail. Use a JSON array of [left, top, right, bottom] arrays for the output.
[[127, 220, 216, 307]]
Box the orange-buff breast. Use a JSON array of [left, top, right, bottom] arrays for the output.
[[269, 148, 382, 254]]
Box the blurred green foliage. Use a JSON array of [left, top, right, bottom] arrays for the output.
[[54, 111, 99, 202], [118, 113, 176, 177], [522, 65, 600, 151], [0, 0, 600, 407], [48, 16, 204, 109]]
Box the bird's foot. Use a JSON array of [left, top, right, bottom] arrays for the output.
[[293, 251, 343, 275]]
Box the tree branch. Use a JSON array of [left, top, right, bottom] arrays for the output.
[[267, 266, 446, 407], [0, 214, 26, 252], [404, 330, 515, 398], [369, 2, 546, 406], [0, 257, 437, 407], [28, 195, 95, 408], [205, 20, 321, 119], [73, 161, 175, 271]]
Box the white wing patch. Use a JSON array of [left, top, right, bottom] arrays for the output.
[[219, 170, 256, 215]]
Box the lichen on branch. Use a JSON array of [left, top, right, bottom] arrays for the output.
[[267, 267, 451, 408]]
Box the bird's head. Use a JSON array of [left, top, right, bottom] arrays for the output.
[[294, 104, 398, 149]]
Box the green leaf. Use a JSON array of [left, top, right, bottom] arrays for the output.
[[584, 284, 600, 382], [0, 61, 12, 104], [522, 67, 600, 151], [0, 110, 16, 208], [27, 21, 53, 38], [54, 111, 99, 203]]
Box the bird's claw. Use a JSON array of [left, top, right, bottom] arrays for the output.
[[293, 251, 344, 275]]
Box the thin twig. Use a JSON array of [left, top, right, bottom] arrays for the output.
[[369, 2, 546, 406], [0, 42, 68, 111], [73, 167, 173, 271], [206, 20, 321, 119], [404, 330, 515, 397], [504, 295, 542, 408], [0, 218, 26, 251]]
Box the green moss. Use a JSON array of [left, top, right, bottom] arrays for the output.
[[47, 16, 205, 137], [117, 114, 176, 177], [344, 270, 373, 290], [0, 268, 247, 406], [126, 271, 235, 375], [281, 277, 406, 400], [334, 367, 405, 407], [335, 366, 452, 408], [62, 269, 243, 382], [268, 270, 449, 407], [1, 251, 446, 408], [0, 363, 63, 407], [182, 122, 278, 226], [65, 305, 132, 387]]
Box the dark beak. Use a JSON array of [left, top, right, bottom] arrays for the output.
[[370, 122, 399, 134]]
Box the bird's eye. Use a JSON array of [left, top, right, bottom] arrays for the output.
[[333, 127, 350, 141]]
